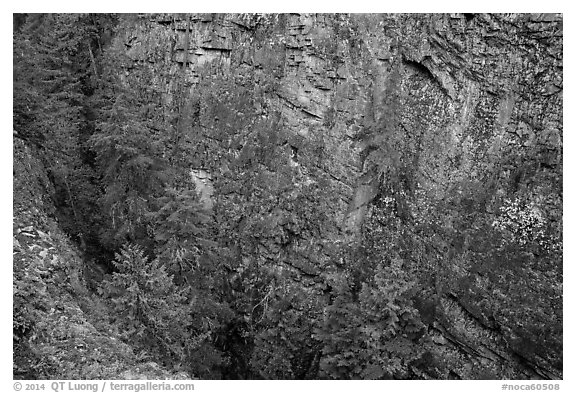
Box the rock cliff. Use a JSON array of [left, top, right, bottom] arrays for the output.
[[14, 13, 562, 380]]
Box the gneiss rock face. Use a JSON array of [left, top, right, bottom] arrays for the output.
[[117, 13, 561, 379], [15, 13, 561, 380], [190, 169, 215, 209]]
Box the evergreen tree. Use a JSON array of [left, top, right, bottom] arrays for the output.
[[13, 14, 109, 250]]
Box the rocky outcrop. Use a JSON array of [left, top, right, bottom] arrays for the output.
[[190, 169, 215, 209]]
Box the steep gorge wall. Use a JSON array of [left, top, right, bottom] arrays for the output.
[[13, 140, 190, 379], [106, 13, 562, 379], [118, 12, 561, 228]]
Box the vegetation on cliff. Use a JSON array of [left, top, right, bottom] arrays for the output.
[[13, 13, 562, 380]]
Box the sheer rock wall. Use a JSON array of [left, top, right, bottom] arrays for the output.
[[106, 13, 562, 379]]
